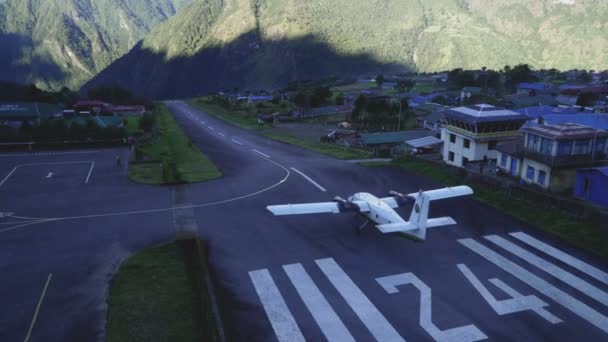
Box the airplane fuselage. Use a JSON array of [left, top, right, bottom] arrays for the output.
[[349, 192, 406, 226]]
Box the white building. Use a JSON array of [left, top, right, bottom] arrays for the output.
[[496, 123, 608, 191], [441, 104, 529, 167]]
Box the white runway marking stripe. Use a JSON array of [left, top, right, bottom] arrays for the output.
[[510, 232, 608, 285], [217, 132, 225, 137], [290, 167, 326, 192], [485, 235, 608, 307], [24, 273, 52, 342], [249, 269, 305, 342], [316, 258, 404, 342], [85, 162, 95, 184], [0, 167, 18, 187], [283, 263, 355, 342], [253, 149, 271, 158], [232, 139, 243, 145], [459, 238, 608, 334]]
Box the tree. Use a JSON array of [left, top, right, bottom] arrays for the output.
[[576, 92, 598, 107], [294, 92, 308, 108], [139, 113, 155, 132], [577, 70, 592, 83], [335, 93, 345, 106], [396, 79, 416, 93], [375, 74, 385, 88]]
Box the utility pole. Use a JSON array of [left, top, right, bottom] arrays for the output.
[[397, 99, 402, 131]]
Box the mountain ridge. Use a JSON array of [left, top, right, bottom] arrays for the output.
[[0, 0, 193, 90], [85, 0, 608, 98]]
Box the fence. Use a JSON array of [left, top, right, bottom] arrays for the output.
[[400, 155, 608, 224]]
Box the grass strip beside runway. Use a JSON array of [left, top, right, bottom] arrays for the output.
[[189, 99, 262, 130], [106, 240, 220, 342], [369, 157, 608, 260], [263, 132, 372, 160], [129, 104, 221, 184]]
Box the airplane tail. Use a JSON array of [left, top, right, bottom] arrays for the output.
[[405, 190, 431, 240], [402, 186, 472, 240]]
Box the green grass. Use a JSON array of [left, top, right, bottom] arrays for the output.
[[128, 163, 163, 184], [106, 242, 207, 342], [189, 98, 262, 130], [263, 132, 371, 160], [124, 116, 141, 135], [129, 104, 222, 184], [388, 157, 608, 260]]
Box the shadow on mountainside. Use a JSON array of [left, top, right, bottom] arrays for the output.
[[83, 31, 412, 99], [0, 33, 67, 87]]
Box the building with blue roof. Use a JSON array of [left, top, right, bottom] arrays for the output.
[[497, 123, 608, 192], [524, 113, 608, 131], [574, 166, 608, 208], [441, 104, 530, 167]]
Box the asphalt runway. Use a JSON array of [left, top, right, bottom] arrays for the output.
[[1, 101, 607, 341]]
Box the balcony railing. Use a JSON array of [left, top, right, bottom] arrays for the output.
[[518, 147, 607, 167]]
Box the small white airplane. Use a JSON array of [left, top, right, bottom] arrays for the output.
[[267, 185, 473, 240]]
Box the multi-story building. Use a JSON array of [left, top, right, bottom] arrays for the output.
[[441, 104, 529, 167], [497, 123, 608, 192]]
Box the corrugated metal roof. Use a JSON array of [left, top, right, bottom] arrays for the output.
[[406, 136, 443, 148], [362, 130, 433, 145]]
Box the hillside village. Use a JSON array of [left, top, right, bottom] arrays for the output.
[[2, 65, 608, 211], [196, 66, 608, 209]]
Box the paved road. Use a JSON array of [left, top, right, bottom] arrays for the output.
[[1, 100, 607, 341], [166, 101, 608, 342]]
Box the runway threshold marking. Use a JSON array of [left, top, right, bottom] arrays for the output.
[[85, 162, 95, 184], [24, 273, 53, 342], [283, 263, 355, 342], [457, 264, 561, 324], [510, 232, 608, 285], [485, 235, 608, 307], [253, 149, 271, 159], [249, 269, 305, 342], [459, 238, 608, 334], [316, 258, 405, 342], [290, 168, 326, 192], [376, 272, 487, 342]]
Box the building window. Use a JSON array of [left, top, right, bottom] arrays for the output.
[[500, 154, 507, 167], [573, 140, 590, 155], [464, 138, 470, 149], [450, 134, 456, 143], [448, 151, 455, 162], [526, 166, 535, 180], [540, 138, 553, 155], [527, 134, 540, 151], [538, 170, 546, 185], [594, 138, 607, 153], [557, 141, 573, 155], [488, 141, 497, 150]]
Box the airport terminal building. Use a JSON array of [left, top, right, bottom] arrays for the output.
[[441, 104, 529, 167]]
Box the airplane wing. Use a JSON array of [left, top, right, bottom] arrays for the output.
[[381, 185, 473, 208], [410, 186, 473, 201], [267, 201, 370, 216]]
